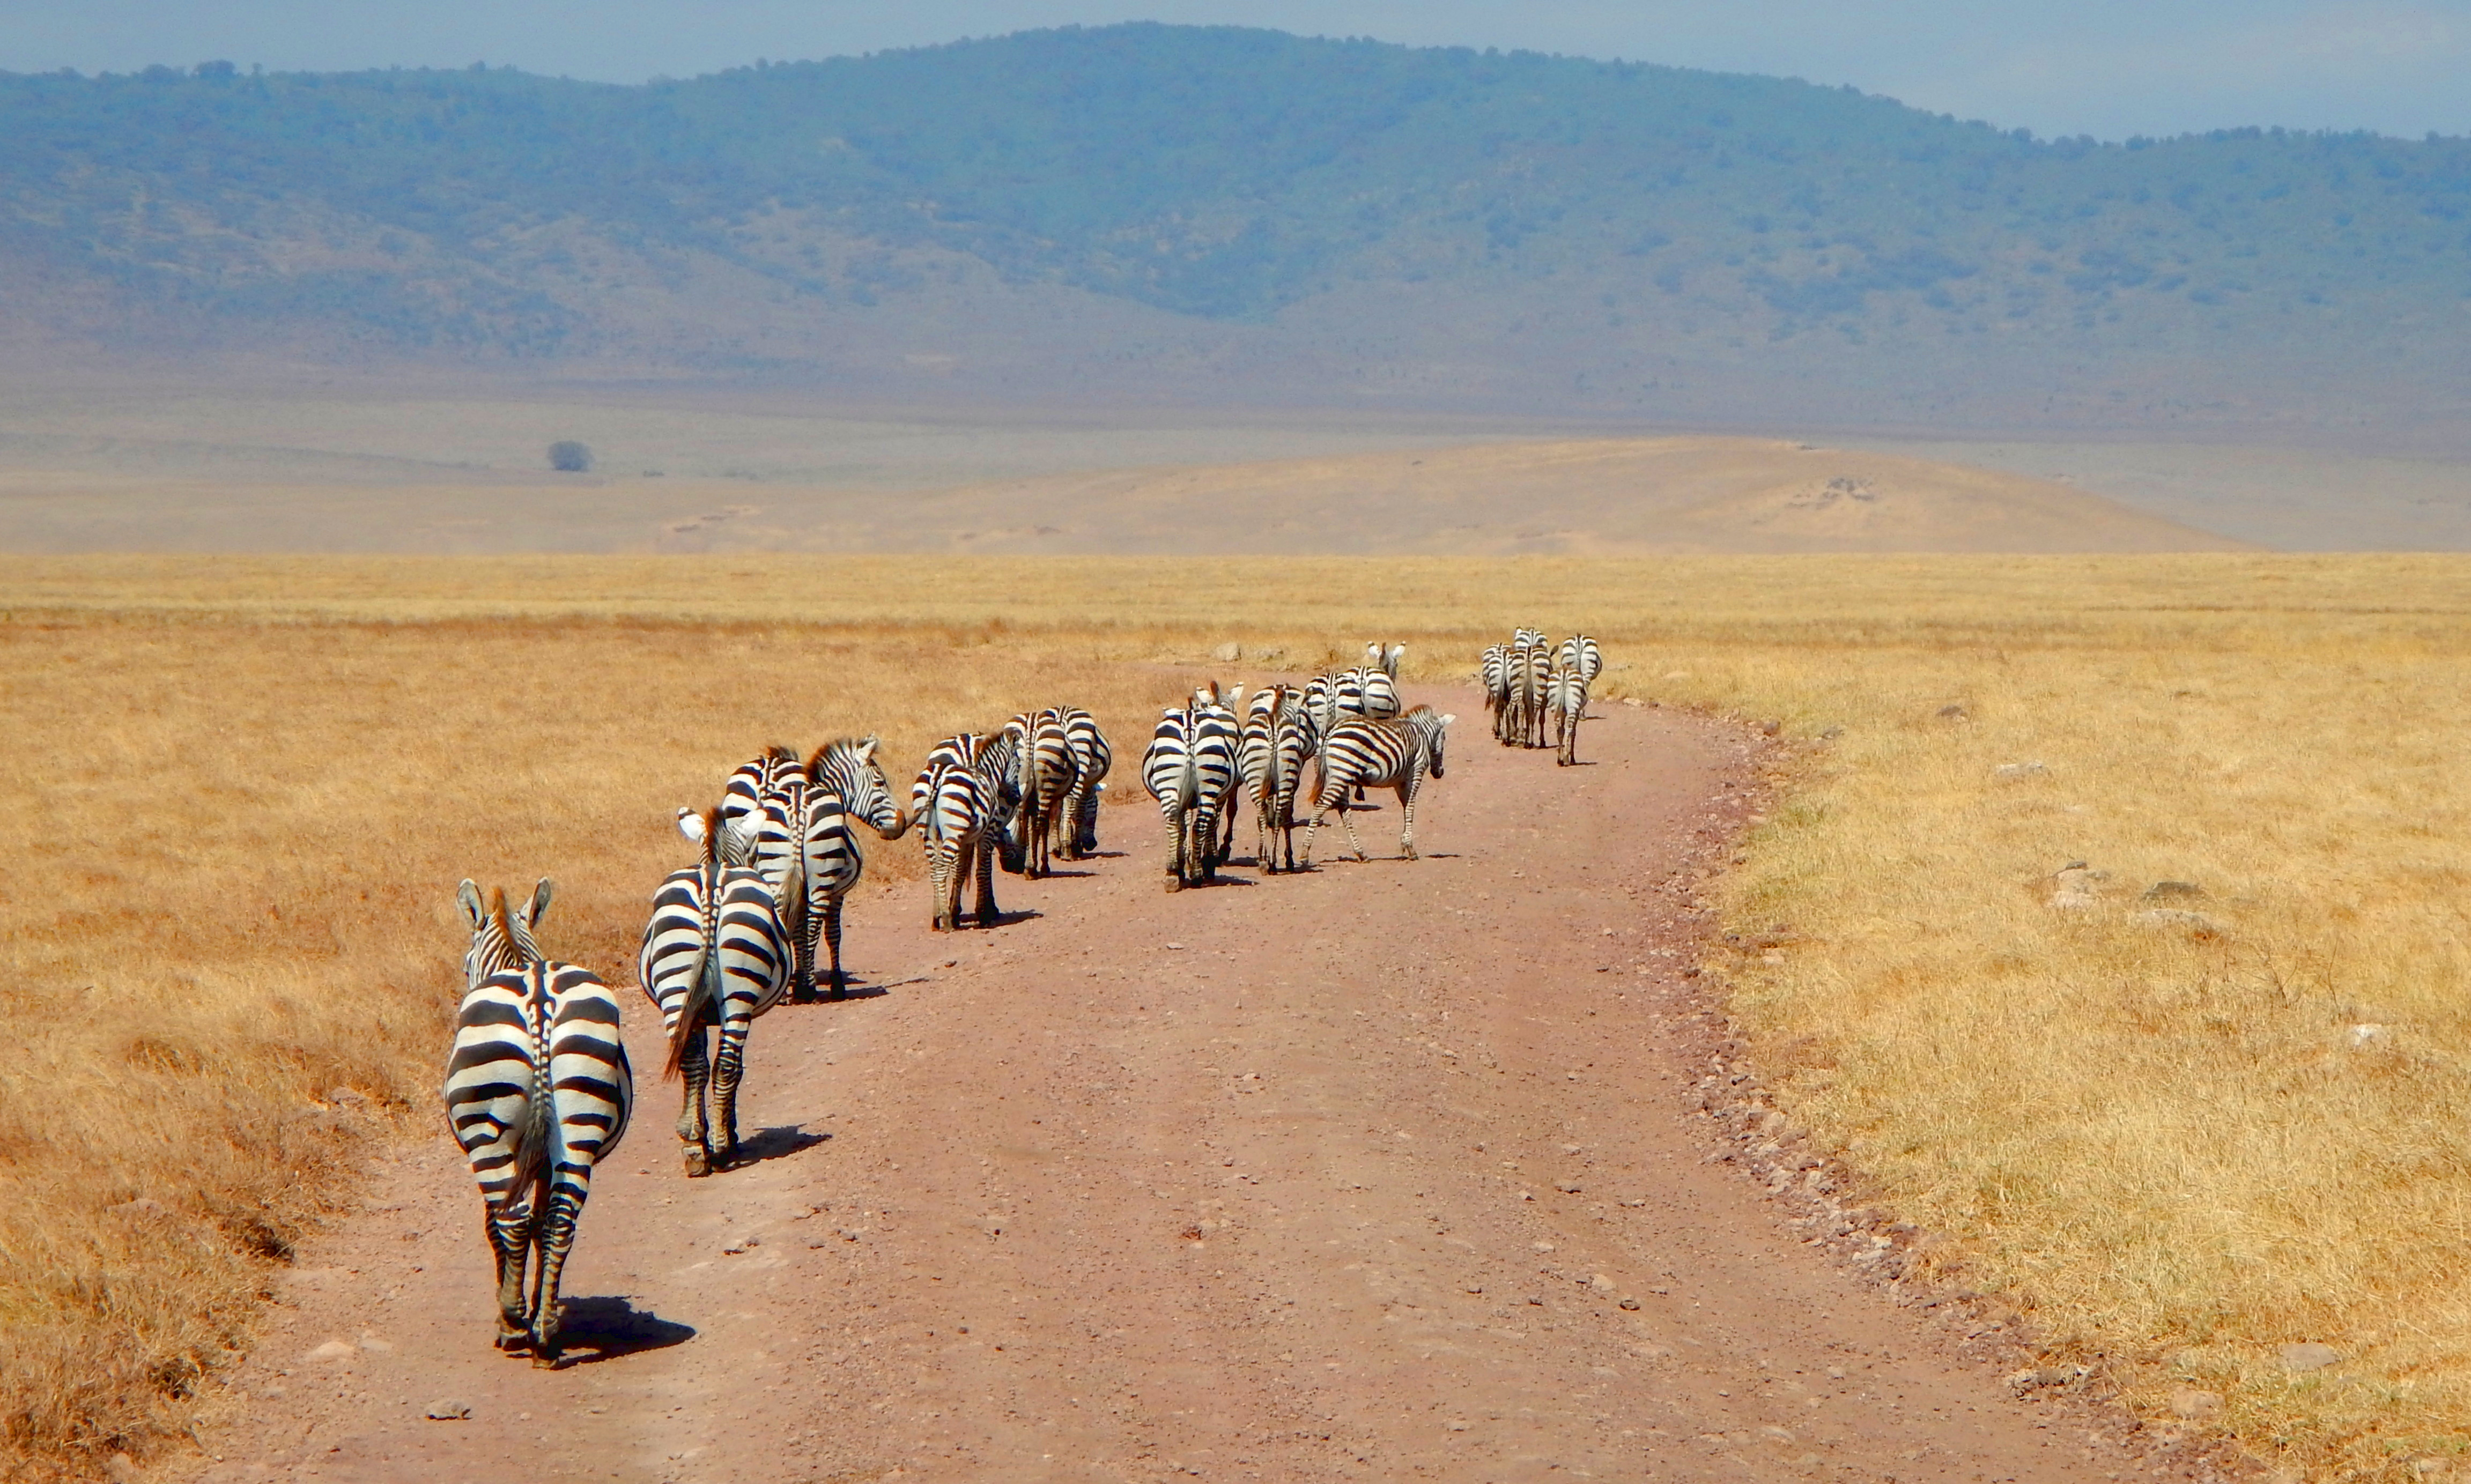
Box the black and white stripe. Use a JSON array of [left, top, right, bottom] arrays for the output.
[[1301, 706, 1455, 864], [796, 737, 911, 1000], [912, 736, 1018, 930], [639, 809, 791, 1176], [1506, 644, 1552, 749], [1241, 683, 1314, 873], [1547, 664, 1590, 766], [1556, 634, 1602, 685], [1142, 691, 1241, 890], [446, 878, 632, 1366], [1055, 706, 1112, 859], [1005, 708, 1080, 878]]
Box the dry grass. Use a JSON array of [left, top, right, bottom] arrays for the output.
[[3, 553, 2468, 1482]]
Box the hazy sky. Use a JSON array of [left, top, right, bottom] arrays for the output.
[[5, 1, 2468, 140]]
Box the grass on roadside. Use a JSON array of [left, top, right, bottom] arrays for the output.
[[2, 553, 2466, 1482]]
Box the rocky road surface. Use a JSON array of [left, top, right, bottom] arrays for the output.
[[188, 689, 2215, 1483]]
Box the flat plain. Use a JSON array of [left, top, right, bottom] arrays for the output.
[[4, 552, 2468, 1482]]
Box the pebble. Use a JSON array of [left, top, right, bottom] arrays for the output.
[[1993, 761, 2051, 781], [1212, 642, 1241, 662], [1935, 704, 1969, 722], [2348, 1023, 2388, 1050], [2141, 880, 2209, 902], [424, 1398, 472, 1421], [1532, 1241, 1555, 1252], [1588, 1274, 1616, 1292], [2280, 1341, 2340, 1372], [307, 1339, 355, 1361], [2130, 908, 2224, 935], [1618, 1297, 1641, 1310]]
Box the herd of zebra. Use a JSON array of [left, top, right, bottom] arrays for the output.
[[1484, 626, 1603, 764], [439, 630, 1602, 1366]]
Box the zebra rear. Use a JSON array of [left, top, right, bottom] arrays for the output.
[[797, 737, 911, 1000], [641, 809, 791, 1176], [1056, 707, 1112, 858], [913, 737, 1016, 930], [1547, 664, 1590, 766], [1241, 684, 1313, 873], [446, 878, 632, 1367]]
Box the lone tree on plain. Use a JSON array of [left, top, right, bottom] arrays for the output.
[[548, 440, 592, 473]]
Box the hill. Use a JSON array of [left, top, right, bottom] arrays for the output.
[[4, 26, 2469, 432], [0, 431, 2247, 554]]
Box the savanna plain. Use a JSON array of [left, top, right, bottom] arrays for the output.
[[5, 553, 2468, 1482]]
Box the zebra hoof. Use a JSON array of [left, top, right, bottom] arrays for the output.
[[682, 1145, 710, 1178], [828, 983, 847, 1002], [530, 1348, 564, 1371], [495, 1326, 530, 1353]]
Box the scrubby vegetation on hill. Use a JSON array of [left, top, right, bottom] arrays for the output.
[[4, 26, 2468, 423]]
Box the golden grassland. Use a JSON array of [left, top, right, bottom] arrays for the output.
[[3, 552, 2468, 1481]]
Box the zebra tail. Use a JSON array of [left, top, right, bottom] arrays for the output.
[[664, 869, 724, 1082], [507, 976, 555, 1203]]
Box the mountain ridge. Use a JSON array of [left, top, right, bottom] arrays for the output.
[[5, 25, 2468, 433]]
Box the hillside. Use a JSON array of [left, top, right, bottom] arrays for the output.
[[4, 26, 2470, 431], [0, 431, 2246, 555]]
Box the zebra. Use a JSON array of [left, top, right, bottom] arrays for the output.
[[912, 736, 1022, 930], [717, 744, 801, 860], [796, 737, 911, 1000], [1507, 644, 1552, 750], [1142, 691, 1240, 890], [712, 746, 809, 991], [1004, 708, 1080, 878], [1363, 641, 1405, 679], [445, 878, 632, 1366], [1300, 706, 1454, 865], [1556, 634, 1603, 685], [1481, 644, 1513, 744], [640, 808, 791, 1176], [1192, 681, 1247, 871], [1241, 683, 1314, 873], [1513, 626, 1545, 649], [1055, 706, 1112, 858], [1547, 664, 1590, 766]]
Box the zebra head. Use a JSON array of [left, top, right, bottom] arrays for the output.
[[815, 737, 911, 840], [456, 877, 551, 990]]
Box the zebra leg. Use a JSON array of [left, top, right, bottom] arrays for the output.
[[527, 1183, 588, 1368], [675, 1022, 713, 1177], [821, 895, 848, 999], [1337, 799, 1372, 863], [793, 906, 822, 1004], [1398, 784, 1419, 859], [928, 844, 955, 932], [710, 1013, 750, 1170], [485, 1198, 532, 1351], [972, 835, 1001, 926]]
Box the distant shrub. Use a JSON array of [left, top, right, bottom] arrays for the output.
[[547, 440, 591, 473]]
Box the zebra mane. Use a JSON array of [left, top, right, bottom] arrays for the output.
[[696, 805, 723, 867]]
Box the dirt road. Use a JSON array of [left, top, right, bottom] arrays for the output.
[[188, 690, 2194, 1483]]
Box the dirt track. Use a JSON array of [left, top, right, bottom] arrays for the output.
[[188, 689, 2201, 1483]]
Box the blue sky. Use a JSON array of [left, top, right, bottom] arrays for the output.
[[4, 1, 2467, 140]]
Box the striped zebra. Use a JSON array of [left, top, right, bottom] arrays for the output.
[[718, 744, 801, 860], [640, 808, 791, 1176], [1508, 644, 1553, 750], [912, 735, 1022, 930], [1300, 706, 1455, 865], [1481, 644, 1513, 744], [1556, 634, 1603, 685], [796, 737, 911, 1000], [1513, 626, 1545, 649], [1143, 691, 1241, 890], [1193, 681, 1247, 871], [1241, 683, 1314, 873], [1055, 707, 1112, 859], [446, 878, 632, 1366], [1004, 708, 1080, 878], [1547, 664, 1591, 766], [713, 746, 809, 991], [1363, 641, 1405, 679]]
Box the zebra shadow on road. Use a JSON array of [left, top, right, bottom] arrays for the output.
[[728, 1124, 831, 1167], [546, 1296, 696, 1365]]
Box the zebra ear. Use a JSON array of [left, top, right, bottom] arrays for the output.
[[1439, 714, 1458, 726], [456, 879, 486, 931], [859, 737, 879, 762], [524, 878, 554, 925], [676, 808, 707, 843]]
